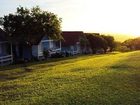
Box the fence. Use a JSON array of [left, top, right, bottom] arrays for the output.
[[0, 55, 13, 66]]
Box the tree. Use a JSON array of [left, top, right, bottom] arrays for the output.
[[1, 6, 62, 45], [79, 34, 90, 54], [122, 39, 134, 50], [101, 35, 115, 52], [0, 17, 3, 26], [86, 33, 108, 54], [132, 37, 140, 50], [123, 37, 140, 50]]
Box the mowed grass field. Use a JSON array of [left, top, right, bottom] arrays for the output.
[[0, 51, 140, 105]]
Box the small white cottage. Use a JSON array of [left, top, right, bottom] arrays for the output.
[[31, 35, 61, 59], [11, 34, 61, 61]]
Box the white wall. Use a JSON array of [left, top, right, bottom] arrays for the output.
[[0, 44, 2, 55], [32, 43, 44, 59], [32, 45, 38, 57]]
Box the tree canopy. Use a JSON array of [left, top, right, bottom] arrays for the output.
[[85, 33, 108, 53], [101, 35, 115, 51], [123, 37, 140, 50], [1, 6, 62, 45]]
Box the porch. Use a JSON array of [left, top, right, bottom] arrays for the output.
[[0, 41, 13, 66], [32, 39, 61, 59]]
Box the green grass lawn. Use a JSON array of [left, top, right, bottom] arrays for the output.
[[0, 51, 140, 105]]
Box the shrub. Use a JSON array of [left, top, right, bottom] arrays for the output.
[[43, 50, 49, 58], [117, 46, 130, 52]]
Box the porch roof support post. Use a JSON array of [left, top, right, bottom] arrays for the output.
[[60, 40, 61, 51], [49, 40, 53, 49], [10, 43, 13, 63], [49, 40, 51, 49], [37, 45, 39, 59]]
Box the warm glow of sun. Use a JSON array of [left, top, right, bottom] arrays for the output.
[[60, 0, 140, 37], [0, 0, 140, 36]]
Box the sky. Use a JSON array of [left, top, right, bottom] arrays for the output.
[[0, 0, 140, 37]]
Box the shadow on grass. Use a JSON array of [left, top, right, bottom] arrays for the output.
[[36, 51, 140, 105], [0, 51, 140, 105], [109, 51, 140, 71], [0, 53, 104, 71], [0, 51, 138, 81], [0, 70, 29, 81], [35, 70, 140, 105], [0, 54, 94, 81]]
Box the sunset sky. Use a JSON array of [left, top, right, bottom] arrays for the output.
[[0, 0, 140, 37]]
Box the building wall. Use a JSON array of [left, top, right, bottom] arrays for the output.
[[32, 44, 43, 59], [0, 42, 11, 56], [31, 35, 61, 59], [32, 45, 38, 57], [61, 43, 80, 55], [22, 46, 32, 60], [0, 42, 13, 66], [0, 44, 2, 56]]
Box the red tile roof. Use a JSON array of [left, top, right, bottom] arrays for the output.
[[61, 31, 84, 47]]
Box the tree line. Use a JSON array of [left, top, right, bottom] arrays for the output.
[[82, 33, 115, 54], [115, 37, 140, 52]]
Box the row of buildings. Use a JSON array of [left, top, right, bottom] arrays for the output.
[[0, 29, 92, 66]]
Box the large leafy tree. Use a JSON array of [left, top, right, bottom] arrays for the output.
[[122, 39, 134, 50], [1, 6, 62, 45], [123, 37, 140, 50], [101, 35, 115, 52], [86, 33, 108, 53]]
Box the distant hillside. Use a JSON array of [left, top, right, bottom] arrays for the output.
[[85, 31, 137, 42], [101, 33, 136, 42], [113, 35, 135, 42]]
